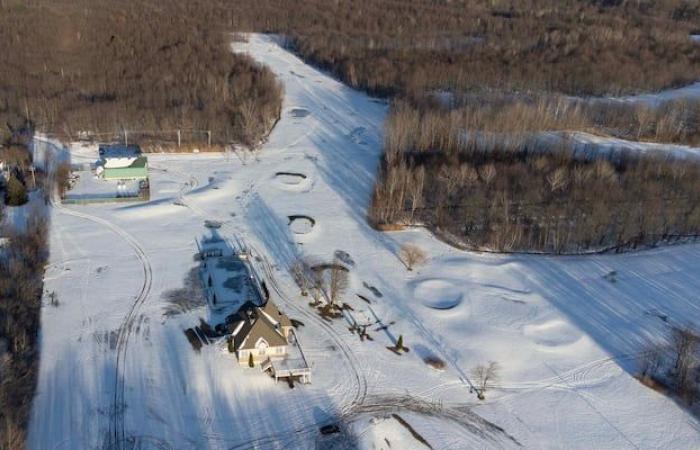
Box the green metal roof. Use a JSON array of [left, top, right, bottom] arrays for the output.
[[128, 156, 148, 169]]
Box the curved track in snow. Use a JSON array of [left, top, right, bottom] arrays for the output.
[[53, 202, 153, 449]]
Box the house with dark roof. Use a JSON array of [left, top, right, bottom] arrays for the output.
[[198, 234, 311, 382], [226, 300, 294, 364]]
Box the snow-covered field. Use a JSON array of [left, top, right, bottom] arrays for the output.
[[28, 34, 700, 449]]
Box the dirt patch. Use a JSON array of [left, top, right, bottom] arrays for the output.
[[374, 223, 407, 232], [311, 263, 349, 272], [424, 356, 446, 371], [289, 107, 311, 118], [163, 267, 206, 317]]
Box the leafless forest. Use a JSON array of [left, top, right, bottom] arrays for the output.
[[276, 0, 700, 97], [0, 215, 48, 449], [369, 101, 700, 253], [1, 0, 700, 447], [2, 0, 700, 148], [0, 1, 282, 147]]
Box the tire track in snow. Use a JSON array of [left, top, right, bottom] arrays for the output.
[[169, 172, 369, 448], [53, 203, 153, 449]]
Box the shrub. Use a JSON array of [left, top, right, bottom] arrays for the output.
[[5, 175, 28, 207], [399, 245, 426, 271]]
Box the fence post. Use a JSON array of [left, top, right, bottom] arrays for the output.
[[207, 130, 212, 147], [177, 129, 181, 148]]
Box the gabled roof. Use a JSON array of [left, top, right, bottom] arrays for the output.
[[228, 303, 290, 351], [261, 301, 292, 329]]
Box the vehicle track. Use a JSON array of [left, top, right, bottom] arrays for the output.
[[250, 244, 369, 409], [53, 203, 153, 449], [169, 172, 370, 448]]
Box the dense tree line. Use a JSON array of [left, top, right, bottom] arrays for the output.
[[0, 1, 282, 147], [2, 0, 700, 148], [369, 102, 700, 253], [0, 214, 48, 449], [263, 0, 700, 98]]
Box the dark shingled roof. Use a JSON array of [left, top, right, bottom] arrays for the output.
[[228, 302, 290, 351]]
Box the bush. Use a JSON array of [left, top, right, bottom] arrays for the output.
[[5, 175, 28, 207], [227, 337, 234, 354]]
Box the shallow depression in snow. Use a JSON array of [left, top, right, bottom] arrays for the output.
[[273, 171, 313, 192], [288, 215, 316, 235], [414, 279, 464, 310]]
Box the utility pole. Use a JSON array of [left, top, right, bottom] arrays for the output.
[[207, 130, 212, 147], [124, 128, 128, 146], [177, 129, 181, 148]]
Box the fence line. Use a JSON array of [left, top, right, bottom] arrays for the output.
[[39, 128, 215, 148]]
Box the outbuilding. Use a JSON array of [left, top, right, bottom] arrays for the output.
[[98, 144, 148, 180]]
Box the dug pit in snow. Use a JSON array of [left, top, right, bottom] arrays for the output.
[[274, 171, 308, 185], [288, 215, 316, 235]]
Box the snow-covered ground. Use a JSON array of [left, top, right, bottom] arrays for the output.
[[28, 34, 700, 449]]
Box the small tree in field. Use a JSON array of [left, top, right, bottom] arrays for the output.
[[638, 340, 665, 383], [328, 261, 349, 305], [472, 361, 500, 400], [670, 327, 698, 399], [400, 244, 426, 271], [248, 352, 254, 368]]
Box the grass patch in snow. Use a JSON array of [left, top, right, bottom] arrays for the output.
[[162, 267, 206, 317]]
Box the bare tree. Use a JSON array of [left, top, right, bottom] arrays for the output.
[[635, 104, 655, 140], [638, 340, 666, 383], [311, 267, 326, 305], [290, 257, 314, 296], [670, 327, 699, 399], [471, 361, 500, 400], [400, 244, 426, 271], [328, 260, 349, 305]]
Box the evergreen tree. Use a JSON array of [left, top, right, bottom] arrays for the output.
[[248, 352, 254, 368], [6, 174, 28, 206], [396, 335, 404, 351]]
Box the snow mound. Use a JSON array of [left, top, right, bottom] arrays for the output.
[[414, 279, 463, 310], [523, 319, 582, 348]]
